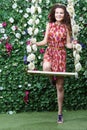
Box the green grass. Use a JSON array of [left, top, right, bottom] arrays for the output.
[[0, 110, 87, 130]]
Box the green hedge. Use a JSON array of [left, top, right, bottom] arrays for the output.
[[0, 0, 87, 113]]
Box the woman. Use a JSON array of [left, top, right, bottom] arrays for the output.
[[36, 3, 73, 123]]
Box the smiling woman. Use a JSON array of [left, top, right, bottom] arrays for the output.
[[26, 0, 82, 124]]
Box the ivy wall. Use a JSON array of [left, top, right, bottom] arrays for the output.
[[0, 0, 87, 113]]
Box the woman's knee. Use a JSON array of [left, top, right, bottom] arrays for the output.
[[56, 77, 64, 85], [43, 62, 51, 71], [56, 77, 64, 92]]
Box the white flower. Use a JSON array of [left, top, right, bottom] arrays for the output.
[[0, 23, 3, 28], [22, 31, 26, 35], [24, 24, 27, 27], [75, 44, 82, 52], [12, 63, 18, 66], [27, 53, 36, 62], [18, 28, 22, 32], [28, 83, 31, 87], [0, 86, 4, 90], [11, 26, 16, 31], [19, 10, 23, 13], [26, 8, 30, 13], [0, 69, 2, 73], [67, 5, 75, 17], [4, 66, 8, 68], [35, 19, 40, 25], [38, 55, 41, 59], [34, 28, 39, 35], [83, 7, 86, 11], [0, 96, 3, 99], [20, 41, 24, 45], [1, 36, 7, 40], [27, 27, 33, 35], [75, 62, 82, 72], [18, 85, 22, 88], [30, 37, 36, 44], [71, 19, 76, 26], [8, 111, 13, 115], [3, 34, 8, 39], [39, 0, 42, 3], [27, 45, 32, 53], [73, 50, 76, 57], [27, 19, 33, 25], [79, 17, 83, 22], [67, 0, 74, 5], [23, 13, 29, 18], [0, 28, 5, 33], [31, 6, 36, 14], [28, 62, 35, 70], [32, 0, 36, 3], [39, 15, 42, 18], [9, 17, 14, 23], [12, 3, 17, 9], [32, 44, 37, 52], [15, 33, 21, 39], [75, 54, 80, 62], [37, 6, 42, 14], [16, 9, 19, 12], [72, 24, 80, 34]]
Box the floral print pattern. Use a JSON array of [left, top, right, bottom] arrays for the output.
[[43, 22, 67, 72]]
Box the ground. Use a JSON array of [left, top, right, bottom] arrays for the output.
[[0, 110, 87, 130]]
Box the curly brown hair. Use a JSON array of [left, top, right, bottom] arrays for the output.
[[49, 3, 72, 35]]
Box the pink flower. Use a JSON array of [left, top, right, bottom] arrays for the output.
[[39, 48, 45, 54], [26, 40, 31, 45], [5, 42, 12, 55], [24, 90, 30, 104], [2, 22, 7, 27]]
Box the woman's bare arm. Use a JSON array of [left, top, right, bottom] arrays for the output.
[[65, 28, 73, 49], [36, 23, 49, 46]]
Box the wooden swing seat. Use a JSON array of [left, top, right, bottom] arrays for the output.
[[27, 70, 78, 77]]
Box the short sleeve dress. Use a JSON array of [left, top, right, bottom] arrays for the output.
[[43, 22, 67, 72]]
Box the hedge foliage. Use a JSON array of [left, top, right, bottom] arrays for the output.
[[0, 0, 87, 113]]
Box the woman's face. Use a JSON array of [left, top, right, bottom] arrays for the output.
[[55, 8, 64, 23]]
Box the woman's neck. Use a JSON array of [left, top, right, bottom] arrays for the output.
[[55, 21, 61, 25]]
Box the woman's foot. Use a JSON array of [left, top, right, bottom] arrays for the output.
[[57, 115, 63, 124]]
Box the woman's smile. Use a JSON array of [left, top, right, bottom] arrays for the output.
[[55, 8, 64, 23]]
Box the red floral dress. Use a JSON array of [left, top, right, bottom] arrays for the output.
[[43, 22, 67, 72]]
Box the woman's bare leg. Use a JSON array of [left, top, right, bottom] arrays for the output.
[[43, 61, 51, 71], [56, 77, 64, 115]]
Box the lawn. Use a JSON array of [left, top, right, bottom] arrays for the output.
[[0, 110, 87, 130]]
